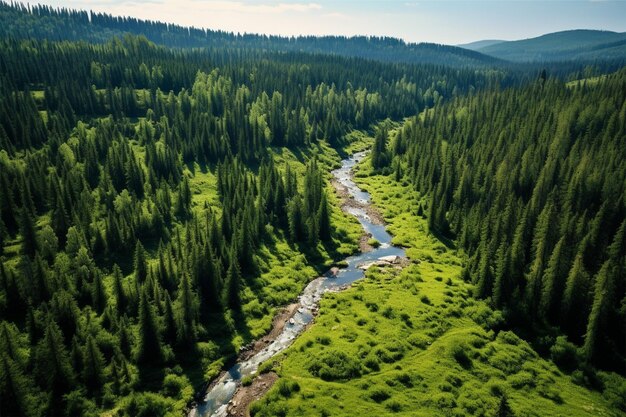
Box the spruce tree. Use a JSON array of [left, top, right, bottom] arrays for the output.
[[34, 320, 75, 404], [133, 240, 148, 283], [82, 335, 105, 395], [223, 250, 242, 310], [136, 287, 162, 364], [18, 206, 37, 258], [175, 273, 199, 346], [112, 264, 127, 315], [317, 191, 331, 241], [163, 292, 177, 346]]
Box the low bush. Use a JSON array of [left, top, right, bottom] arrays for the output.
[[369, 388, 391, 403], [276, 379, 300, 398], [451, 342, 473, 369], [308, 350, 362, 381], [550, 336, 580, 373], [368, 238, 381, 248]]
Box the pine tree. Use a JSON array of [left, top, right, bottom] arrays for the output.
[[163, 292, 177, 346], [371, 126, 389, 169], [561, 253, 591, 341], [82, 335, 105, 395], [175, 176, 192, 220], [0, 354, 39, 417], [134, 240, 148, 283], [287, 195, 304, 242], [175, 273, 199, 346], [526, 198, 557, 318], [317, 191, 331, 241], [91, 271, 107, 314], [34, 320, 75, 404], [18, 206, 37, 258], [223, 250, 242, 310], [582, 261, 616, 364], [136, 287, 162, 364], [112, 264, 127, 315], [118, 317, 132, 358], [492, 243, 511, 308], [540, 236, 571, 320]]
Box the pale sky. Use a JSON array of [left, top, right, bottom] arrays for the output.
[[33, 0, 626, 45]]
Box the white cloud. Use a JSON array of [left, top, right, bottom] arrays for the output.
[[182, 1, 322, 14]]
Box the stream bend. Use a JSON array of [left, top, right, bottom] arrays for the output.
[[190, 151, 405, 417]]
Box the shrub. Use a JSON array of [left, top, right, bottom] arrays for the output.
[[396, 372, 413, 387], [451, 343, 473, 369], [308, 350, 362, 381], [386, 400, 403, 412], [365, 301, 379, 312], [162, 374, 189, 399], [258, 360, 274, 374], [600, 374, 626, 412], [508, 371, 536, 389], [368, 238, 381, 248], [276, 379, 300, 398], [123, 392, 173, 417], [497, 331, 522, 346], [433, 392, 457, 408], [364, 356, 381, 371], [382, 306, 395, 319], [316, 335, 331, 346], [407, 334, 431, 349], [241, 375, 254, 387], [550, 336, 580, 373], [369, 388, 391, 403]]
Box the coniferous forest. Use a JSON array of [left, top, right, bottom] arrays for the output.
[[0, 2, 625, 417]]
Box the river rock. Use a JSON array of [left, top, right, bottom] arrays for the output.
[[357, 260, 391, 270], [379, 255, 401, 264]]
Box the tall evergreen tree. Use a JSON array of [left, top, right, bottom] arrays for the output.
[[136, 287, 162, 365], [82, 335, 105, 395], [133, 241, 148, 283]]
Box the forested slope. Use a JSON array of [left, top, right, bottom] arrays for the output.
[[476, 29, 626, 62], [389, 70, 626, 373], [0, 31, 497, 416], [250, 73, 626, 417], [0, 1, 501, 68]]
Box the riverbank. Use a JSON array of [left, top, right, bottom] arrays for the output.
[[247, 162, 621, 417], [220, 158, 396, 416], [190, 150, 406, 417]]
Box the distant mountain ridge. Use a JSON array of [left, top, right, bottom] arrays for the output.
[[0, 1, 502, 68], [456, 39, 505, 51], [466, 29, 626, 62]]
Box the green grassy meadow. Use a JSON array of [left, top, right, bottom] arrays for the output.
[[250, 153, 625, 417]]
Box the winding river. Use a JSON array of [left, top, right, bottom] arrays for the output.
[[190, 151, 406, 417]]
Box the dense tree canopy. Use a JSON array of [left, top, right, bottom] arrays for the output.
[[392, 69, 626, 372], [0, 3, 625, 416]]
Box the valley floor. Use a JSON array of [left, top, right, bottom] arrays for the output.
[[248, 152, 625, 417]]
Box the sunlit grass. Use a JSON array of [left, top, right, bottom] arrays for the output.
[[251, 154, 620, 417]]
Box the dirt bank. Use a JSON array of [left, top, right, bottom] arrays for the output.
[[238, 303, 299, 362], [226, 372, 278, 417]]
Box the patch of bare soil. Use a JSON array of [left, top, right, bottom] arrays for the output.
[[238, 303, 299, 361], [226, 372, 278, 417]]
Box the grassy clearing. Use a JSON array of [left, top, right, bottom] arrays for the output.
[[251, 153, 624, 417]]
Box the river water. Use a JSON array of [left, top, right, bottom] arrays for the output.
[[190, 151, 405, 417]]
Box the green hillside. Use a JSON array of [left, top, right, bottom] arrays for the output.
[[0, 3, 625, 417], [0, 1, 502, 68], [475, 29, 626, 62]]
